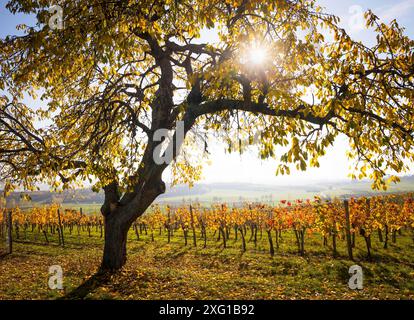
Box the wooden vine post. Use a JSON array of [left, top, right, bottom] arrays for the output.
[[57, 209, 65, 247], [344, 199, 353, 260], [189, 205, 197, 247], [6, 210, 12, 254], [1, 210, 5, 243], [167, 206, 171, 243]]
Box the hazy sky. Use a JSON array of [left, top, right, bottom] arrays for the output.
[[1, 1, 413, 186]]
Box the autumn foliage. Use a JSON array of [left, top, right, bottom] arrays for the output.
[[3, 193, 413, 259]]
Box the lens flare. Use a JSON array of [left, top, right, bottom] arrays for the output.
[[249, 47, 267, 65]]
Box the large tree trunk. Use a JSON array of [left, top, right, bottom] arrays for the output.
[[101, 214, 131, 271], [99, 173, 166, 271]]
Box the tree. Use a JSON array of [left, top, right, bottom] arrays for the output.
[[0, 0, 413, 270]]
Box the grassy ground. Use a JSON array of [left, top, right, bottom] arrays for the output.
[[0, 227, 413, 300]]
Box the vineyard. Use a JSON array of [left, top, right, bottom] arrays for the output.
[[1, 194, 414, 260], [1, 194, 414, 299]]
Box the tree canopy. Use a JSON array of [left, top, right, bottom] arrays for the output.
[[1, 0, 413, 197]]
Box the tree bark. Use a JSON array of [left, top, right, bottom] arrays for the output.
[[101, 214, 130, 271]]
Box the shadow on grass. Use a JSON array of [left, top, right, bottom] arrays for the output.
[[157, 245, 192, 261], [0, 252, 10, 259], [60, 271, 113, 300]]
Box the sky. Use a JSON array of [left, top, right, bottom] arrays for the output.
[[1, 1, 413, 186]]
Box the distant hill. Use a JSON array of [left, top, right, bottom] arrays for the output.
[[1, 175, 413, 209]]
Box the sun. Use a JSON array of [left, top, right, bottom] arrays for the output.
[[240, 43, 268, 67], [249, 46, 267, 65]]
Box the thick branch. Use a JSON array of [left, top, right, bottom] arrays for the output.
[[186, 99, 336, 127]]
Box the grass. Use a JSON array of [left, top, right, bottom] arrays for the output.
[[0, 227, 413, 300]]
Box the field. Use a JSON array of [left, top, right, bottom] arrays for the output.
[[1, 200, 414, 300], [6, 176, 414, 211]]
